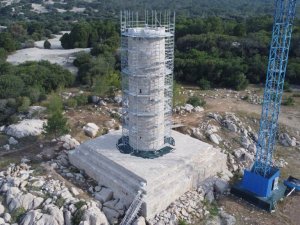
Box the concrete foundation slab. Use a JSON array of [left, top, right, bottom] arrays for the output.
[[69, 130, 228, 219]]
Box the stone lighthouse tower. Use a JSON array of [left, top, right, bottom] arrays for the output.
[[117, 11, 175, 158]]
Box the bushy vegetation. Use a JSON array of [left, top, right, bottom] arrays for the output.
[[0, 60, 74, 125], [175, 16, 300, 90], [60, 21, 119, 50], [187, 96, 206, 107]]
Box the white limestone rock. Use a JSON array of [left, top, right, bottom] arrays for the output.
[[102, 206, 120, 224], [219, 210, 236, 225], [193, 106, 204, 113], [114, 95, 122, 104], [83, 123, 99, 138], [3, 144, 10, 151], [95, 187, 113, 203], [82, 206, 109, 225], [6, 119, 46, 138], [279, 133, 296, 147], [214, 180, 229, 194], [183, 104, 194, 113], [133, 216, 146, 225], [192, 128, 205, 141], [223, 120, 238, 132], [70, 187, 79, 196], [8, 137, 18, 145], [104, 119, 115, 129], [59, 135, 80, 150], [3, 213, 11, 223], [209, 134, 222, 145], [0, 203, 5, 215], [241, 136, 251, 149]]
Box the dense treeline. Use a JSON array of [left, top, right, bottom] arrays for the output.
[[175, 16, 300, 90], [0, 61, 74, 124]]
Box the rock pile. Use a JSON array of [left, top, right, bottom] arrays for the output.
[[173, 104, 204, 114], [0, 163, 109, 225], [148, 177, 234, 225], [279, 133, 298, 147]]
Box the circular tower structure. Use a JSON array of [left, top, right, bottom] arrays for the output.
[[117, 11, 175, 158]]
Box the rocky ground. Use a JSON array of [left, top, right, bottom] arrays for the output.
[[0, 86, 299, 225]]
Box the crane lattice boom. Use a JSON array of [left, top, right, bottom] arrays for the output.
[[253, 0, 296, 177]]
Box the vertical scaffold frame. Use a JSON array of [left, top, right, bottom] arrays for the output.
[[117, 11, 176, 158]]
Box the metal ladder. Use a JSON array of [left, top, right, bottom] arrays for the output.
[[120, 190, 144, 225]]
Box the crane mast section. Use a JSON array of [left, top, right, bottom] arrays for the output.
[[254, 0, 296, 177]]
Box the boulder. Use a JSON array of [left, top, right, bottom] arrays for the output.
[[279, 133, 296, 147], [82, 206, 109, 225], [3, 144, 10, 151], [223, 120, 238, 132], [59, 135, 80, 150], [104, 120, 115, 129], [83, 123, 99, 138], [193, 106, 204, 113], [91, 96, 100, 104], [219, 211, 236, 225], [8, 137, 18, 145], [248, 144, 256, 154], [114, 95, 122, 104], [102, 206, 120, 224], [209, 134, 222, 145], [233, 148, 254, 164], [214, 180, 229, 194], [183, 104, 194, 113], [192, 128, 205, 141], [99, 100, 107, 106], [6, 119, 46, 138], [3, 212, 11, 222], [205, 190, 215, 203], [0, 203, 5, 215], [95, 187, 113, 203], [133, 216, 146, 225], [64, 210, 72, 225], [241, 136, 251, 149]]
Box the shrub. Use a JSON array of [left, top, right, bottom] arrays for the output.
[[44, 40, 51, 49], [11, 207, 26, 223], [74, 95, 88, 106], [187, 96, 206, 107], [17, 97, 31, 113], [0, 75, 24, 98], [198, 78, 211, 90], [178, 220, 189, 225], [282, 96, 295, 106], [66, 98, 78, 108], [283, 82, 292, 92]]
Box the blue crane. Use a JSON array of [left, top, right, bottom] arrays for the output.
[[231, 0, 297, 211]]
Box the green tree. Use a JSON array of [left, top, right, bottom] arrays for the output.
[[44, 94, 69, 138], [44, 111, 69, 138], [44, 40, 51, 49], [0, 32, 16, 52]]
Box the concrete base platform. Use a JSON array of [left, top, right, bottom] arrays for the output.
[[69, 130, 228, 219]]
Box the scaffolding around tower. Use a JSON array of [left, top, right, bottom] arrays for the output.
[[117, 11, 175, 158]]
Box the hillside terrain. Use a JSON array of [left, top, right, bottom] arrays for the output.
[[0, 1, 300, 225]]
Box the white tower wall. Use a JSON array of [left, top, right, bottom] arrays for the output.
[[127, 28, 166, 151]]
